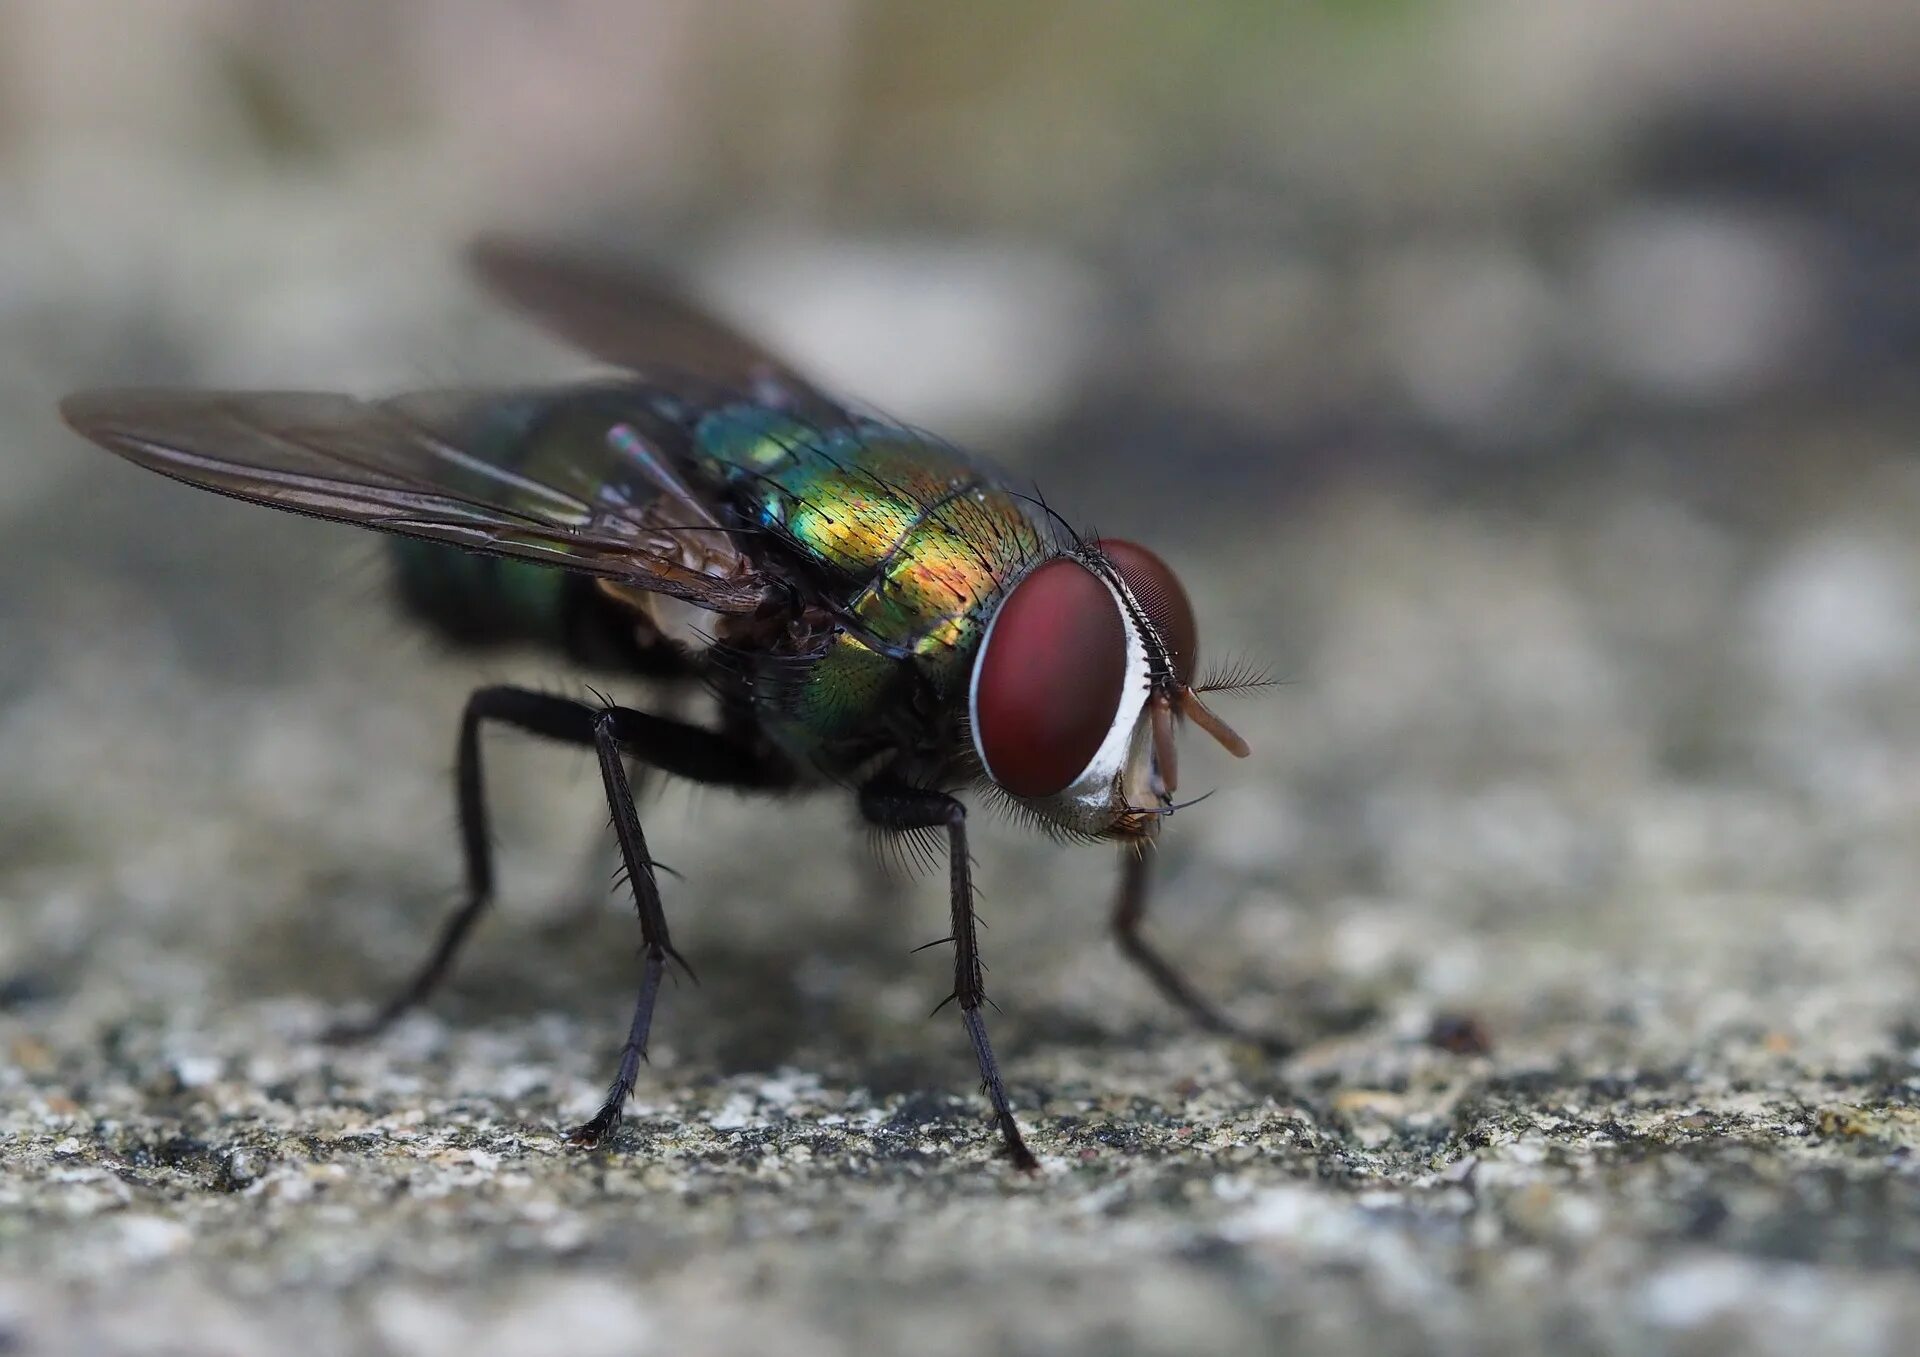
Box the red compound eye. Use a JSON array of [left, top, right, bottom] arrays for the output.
[[971, 558, 1127, 798], [1097, 539, 1198, 686]]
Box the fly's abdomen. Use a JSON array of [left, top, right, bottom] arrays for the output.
[[390, 540, 570, 648], [383, 384, 703, 653]]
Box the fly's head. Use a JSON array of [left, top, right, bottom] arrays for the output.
[[967, 539, 1251, 843]]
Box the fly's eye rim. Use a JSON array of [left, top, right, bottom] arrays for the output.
[[1094, 538, 1198, 688], [1094, 538, 1255, 761]]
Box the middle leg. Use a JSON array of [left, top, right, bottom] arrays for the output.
[[570, 701, 793, 1146]]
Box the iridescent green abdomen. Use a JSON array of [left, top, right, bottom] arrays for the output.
[[694, 404, 1046, 764], [383, 385, 684, 651], [392, 540, 570, 647]]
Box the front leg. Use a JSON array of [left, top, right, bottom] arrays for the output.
[[1113, 847, 1292, 1056], [858, 780, 1038, 1171]]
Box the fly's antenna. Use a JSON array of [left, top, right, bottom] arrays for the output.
[[1193, 657, 1282, 696]]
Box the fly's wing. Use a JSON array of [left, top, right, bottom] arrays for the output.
[[468, 235, 839, 414], [60, 384, 779, 613]]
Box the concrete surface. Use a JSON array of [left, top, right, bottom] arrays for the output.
[[8, 433, 1920, 1354], [6, 27, 1920, 1350]]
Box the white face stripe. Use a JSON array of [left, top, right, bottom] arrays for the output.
[[969, 561, 1153, 832], [1051, 574, 1151, 816]]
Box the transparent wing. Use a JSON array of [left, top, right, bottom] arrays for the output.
[[60, 384, 778, 613], [469, 234, 832, 406]]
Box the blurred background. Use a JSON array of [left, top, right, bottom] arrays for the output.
[[7, 4, 1920, 1356]]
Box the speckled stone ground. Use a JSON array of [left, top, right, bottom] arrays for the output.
[[9, 440, 1920, 1355], [9, 136, 1920, 1355]]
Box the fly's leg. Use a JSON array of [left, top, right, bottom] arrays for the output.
[[565, 702, 790, 1144], [325, 683, 791, 1147], [325, 685, 593, 1042], [565, 702, 793, 1146], [1113, 847, 1292, 1056], [859, 780, 1037, 1171], [565, 708, 671, 1148]]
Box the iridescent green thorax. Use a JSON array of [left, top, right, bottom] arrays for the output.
[[694, 404, 1047, 760]]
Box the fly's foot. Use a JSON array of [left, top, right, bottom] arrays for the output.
[[565, 1108, 622, 1149], [1252, 1030, 1296, 1060], [1219, 1021, 1295, 1061], [1161, 990, 1295, 1060]]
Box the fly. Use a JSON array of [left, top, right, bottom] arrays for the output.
[[60, 236, 1269, 1170]]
